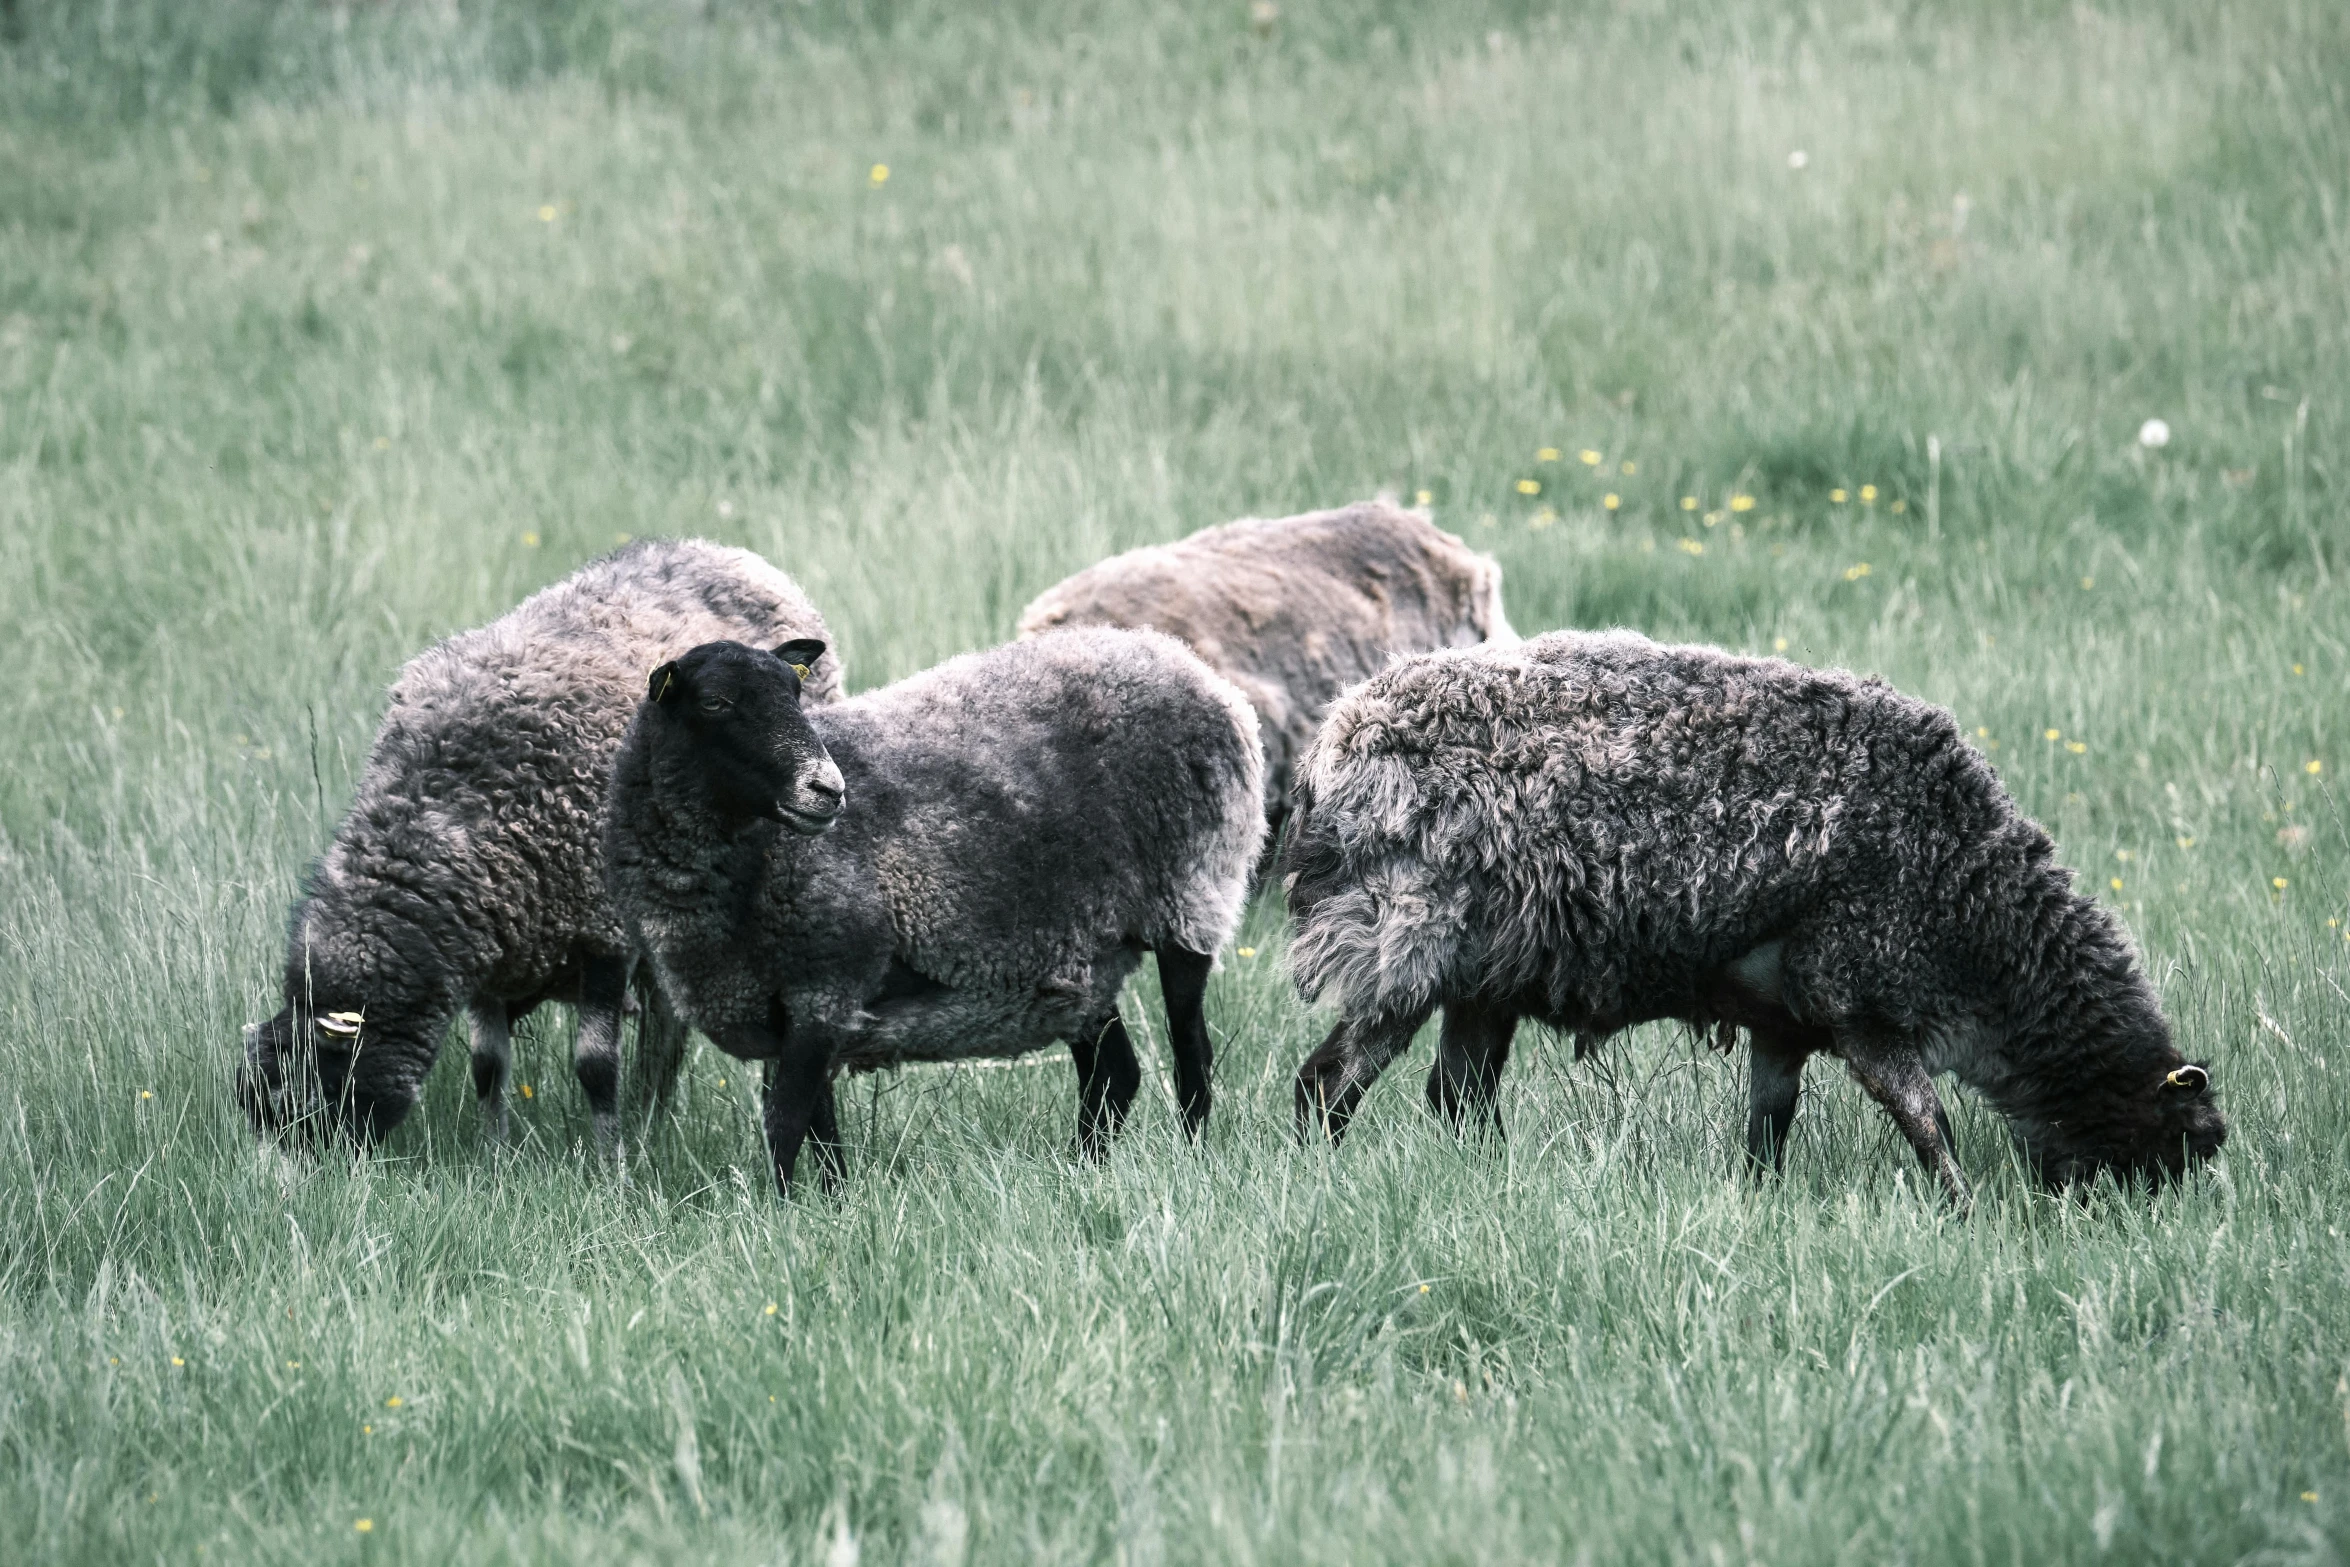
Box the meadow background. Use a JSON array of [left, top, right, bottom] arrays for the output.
[[2, 0, 2347, 1561]]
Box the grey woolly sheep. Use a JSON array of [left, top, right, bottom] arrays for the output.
[[604, 627, 1264, 1190], [1281, 629, 2226, 1206], [237, 538, 843, 1153], [1015, 501, 1512, 834]]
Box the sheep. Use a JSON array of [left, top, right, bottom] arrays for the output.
[[237, 538, 843, 1154], [1280, 629, 2226, 1206], [1015, 501, 1513, 837], [603, 627, 1264, 1190]]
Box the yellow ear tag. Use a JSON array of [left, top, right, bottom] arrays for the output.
[[790, 663, 811, 680], [320, 1011, 364, 1038]]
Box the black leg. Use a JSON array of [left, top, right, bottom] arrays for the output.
[[1294, 1004, 1433, 1144], [1838, 1032, 1972, 1210], [758, 1040, 837, 1196], [574, 953, 629, 1159], [1068, 1009, 1143, 1159], [1155, 945, 1217, 1138], [629, 972, 692, 1122], [803, 1074, 847, 1189], [1425, 998, 1517, 1139], [1745, 1038, 1808, 1176], [465, 999, 512, 1143]]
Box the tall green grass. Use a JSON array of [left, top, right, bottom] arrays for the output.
[[2, 1, 2347, 1560]]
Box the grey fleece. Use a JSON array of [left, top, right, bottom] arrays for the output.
[[1017, 502, 1512, 826], [607, 627, 1263, 1074], [240, 538, 839, 1145], [1282, 629, 2225, 1198]]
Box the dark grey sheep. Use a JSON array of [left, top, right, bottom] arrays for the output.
[[604, 627, 1264, 1189], [237, 539, 842, 1153], [1015, 501, 1512, 834], [1281, 629, 2226, 1206]]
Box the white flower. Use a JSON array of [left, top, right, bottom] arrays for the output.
[[2138, 418, 2171, 449], [1787, 149, 1808, 170]]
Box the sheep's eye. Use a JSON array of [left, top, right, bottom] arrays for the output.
[[698, 697, 732, 716]]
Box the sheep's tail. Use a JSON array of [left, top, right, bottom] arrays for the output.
[[1279, 737, 1458, 1020], [1164, 665, 1268, 961]]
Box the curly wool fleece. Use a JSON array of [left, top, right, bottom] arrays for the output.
[[242, 538, 839, 1145], [1282, 629, 2224, 1197]]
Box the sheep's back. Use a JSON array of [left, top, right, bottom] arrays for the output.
[[815, 627, 1264, 995], [1286, 629, 2004, 1024], [1014, 503, 1507, 807]]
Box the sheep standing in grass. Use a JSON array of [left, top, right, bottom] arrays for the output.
[[1281, 630, 2226, 1205], [237, 539, 842, 1153], [1016, 501, 1512, 835], [604, 628, 1263, 1190]]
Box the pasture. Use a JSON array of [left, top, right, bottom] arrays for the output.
[[2, 1, 2346, 1560]]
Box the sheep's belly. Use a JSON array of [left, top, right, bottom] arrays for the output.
[[834, 988, 1087, 1072]]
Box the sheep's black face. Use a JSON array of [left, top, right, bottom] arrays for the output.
[[236, 1001, 410, 1146], [2038, 1060, 2227, 1191], [646, 638, 843, 834]]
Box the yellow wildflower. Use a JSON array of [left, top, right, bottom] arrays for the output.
[[385, 1396, 403, 1408], [1729, 494, 1756, 513], [1620, 460, 1637, 476], [765, 1303, 778, 1316], [2081, 576, 2095, 591], [1859, 485, 1877, 503], [1681, 496, 1698, 511], [2176, 835, 2194, 849], [1237, 946, 1257, 957], [2274, 877, 2290, 890], [2110, 878, 2123, 892], [1602, 494, 1621, 510], [521, 531, 540, 548], [1537, 447, 1559, 463], [869, 164, 890, 185], [518, 1083, 532, 1099], [1830, 489, 1848, 503], [1415, 490, 1432, 506], [1516, 479, 1540, 496], [1773, 638, 1788, 653], [171, 1357, 184, 1367], [1843, 562, 1871, 581], [355, 1519, 374, 1534], [2067, 741, 2087, 754], [140, 1090, 152, 1100], [2306, 760, 2322, 775], [2044, 729, 2062, 742], [537, 204, 557, 222], [1579, 450, 1602, 466], [1678, 538, 1705, 556], [2292, 663, 2305, 676]]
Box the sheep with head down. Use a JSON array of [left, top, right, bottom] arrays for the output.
[[1281, 629, 2226, 1206], [237, 538, 842, 1155]]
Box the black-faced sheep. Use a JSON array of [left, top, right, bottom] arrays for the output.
[[1015, 501, 1513, 836], [603, 628, 1264, 1190], [1281, 630, 2226, 1206], [237, 539, 842, 1153]]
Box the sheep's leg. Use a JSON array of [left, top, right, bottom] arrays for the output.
[[1155, 945, 1217, 1138], [466, 999, 512, 1144], [574, 955, 628, 1162], [1839, 1035, 1972, 1210], [803, 1074, 848, 1190], [1745, 1037, 1808, 1176], [1068, 1009, 1143, 1160], [1294, 1004, 1434, 1144], [628, 972, 691, 1125], [757, 1042, 838, 1196], [1425, 999, 1517, 1139]]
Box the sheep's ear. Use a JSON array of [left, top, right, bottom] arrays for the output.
[[772, 639, 827, 683], [2163, 1064, 2210, 1095], [649, 660, 683, 704]]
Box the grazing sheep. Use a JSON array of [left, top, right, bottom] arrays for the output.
[[1281, 630, 2226, 1205], [1015, 501, 1512, 834], [237, 539, 843, 1153], [604, 627, 1264, 1189]]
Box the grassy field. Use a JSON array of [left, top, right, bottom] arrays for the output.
[[3, 0, 2348, 1560]]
